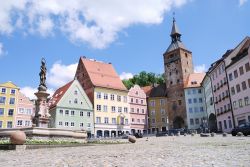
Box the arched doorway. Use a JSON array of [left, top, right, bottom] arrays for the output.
[[208, 113, 217, 132], [96, 130, 103, 137], [104, 130, 110, 137], [173, 116, 185, 129]]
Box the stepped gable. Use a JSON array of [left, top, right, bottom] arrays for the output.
[[49, 80, 73, 109], [80, 57, 127, 91]]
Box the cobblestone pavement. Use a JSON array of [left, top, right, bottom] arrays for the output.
[[0, 135, 249, 167]]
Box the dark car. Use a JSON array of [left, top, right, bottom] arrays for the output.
[[231, 122, 250, 136], [134, 133, 143, 138], [156, 131, 168, 137]]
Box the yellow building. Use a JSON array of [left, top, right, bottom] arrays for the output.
[[0, 81, 19, 128], [143, 84, 168, 134], [75, 57, 129, 137]]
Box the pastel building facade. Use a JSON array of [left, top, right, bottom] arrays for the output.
[[15, 92, 35, 128], [227, 37, 250, 126], [128, 85, 147, 134], [201, 75, 217, 131], [0, 82, 19, 128], [184, 73, 206, 130], [75, 57, 130, 137], [49, 79, 94, 137], [144, 84, 168, 133]]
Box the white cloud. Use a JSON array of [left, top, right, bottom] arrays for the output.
[[0, 0, 189, 49], [20, 86, 54, 100], [120, 72, 133, 80], [194, 64, 207, 73], [47, 61, 77, 88], [239, 0, 248, 6]]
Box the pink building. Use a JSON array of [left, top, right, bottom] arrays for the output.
[[128, 85, 148, 134], [209, 52, 234, 133], [15, 92, 35, 127], [227, 37, 250, 126]]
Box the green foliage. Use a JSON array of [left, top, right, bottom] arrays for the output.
[[122, 71, 165, 89]]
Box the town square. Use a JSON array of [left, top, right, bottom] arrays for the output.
[[0, 0, 250, 166]]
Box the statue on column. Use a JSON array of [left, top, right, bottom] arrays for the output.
[[38, 58, 47, 92]]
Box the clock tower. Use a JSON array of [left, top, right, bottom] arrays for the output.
[[163, 17, 194, 128]]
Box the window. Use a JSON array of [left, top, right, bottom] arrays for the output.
[[142, 109, 145, 114], [132, 118, 135, 122], [242, 81, 247, 90], [103, 105, 108, 112], [17, 120, 23, 126], [193, 98, 197, 103], [228, 119, 232, 129], [111, 106, 116, 112], [8, 109, 14, 116], [131, 98, 133, 103], [233, 101, 237, 109], [0, 108, 4, 115], [198, 89, 202, 94], [189, 108, 193, 113], [123, 96, 127, 103], [59, 110, 63, 115], [188, 99, 192, 104], [7, 121, 12, 128], [124, 107, 128, 113], [125, 119, 128, 125], [118, 107, 122, 112], [1, 88, 6, 94], [187, 90, 191, 95], [141, 100, 143, 104], [136, 99, 138, 104], [199, 98, 203, 103], [190, 119, 194, 125], [228, 73, 233, 81], [234, 70, 238, 78], [245, 63, 250, 72], [137, 119, 140, 123], [96, 105, 101, 111], [231, 87, 235, 95], [130, 108, 134, 112], [112, 118, 116, 124], [137, 108, 139, 113], [65, 122, 69, 126], [162, 118, 165, 123], [117, 95, 121, 102], [11, 89, 15, 95], [236, 84, 241, 93], [152, 119, 155, 124], [0, 96, 6, 104], [239, 99, 243, 108], [161, 109, 165, 115], [59, 121, 63, 126], [80, 111, 83, 116], [87, 112, 91, 117], [244, 97, 249, 106], [192, 89, 196, 94], [25, 121, 30, 127], [239, 66, 244, 75], [178, 100, 182, 105], [65, 110, 69, 115], [195, 118, 199, 125], [160, 99, 165, 105], [87, 123, 91, 128], [151, 110, 155, 116], [80, 123, 84, 127], [104, 93, 108, 100], [110, 94, 115, 101], [104, 117, 109, 124], [96, 92, 101, 99], [71, 110, 75, 116], [200, 107, 204, 112], [150, 100, 155, 106], [224, 120, 227, 129], [74, 98, 78, 104], [142, 119, 145, 123], [74, 90, 78, 95], [96, 117, 101, 123]]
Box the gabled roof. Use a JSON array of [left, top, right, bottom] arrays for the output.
[[141, 85, 153, 97], [79, 57, 127, 91], [184, 73, 205, 88], [49, 80, 73, 109], [149, 84, 167, 98], [0, 81, 19, 89]]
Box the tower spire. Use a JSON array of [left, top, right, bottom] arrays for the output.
[[170, 14, 181, 43]]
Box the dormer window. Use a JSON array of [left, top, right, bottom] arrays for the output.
[[191, 81, 197, 85]]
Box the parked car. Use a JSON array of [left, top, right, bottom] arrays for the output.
[[231, 122, 250, 136], [156, 131, 168, 137], [134, 133, 143, 138]]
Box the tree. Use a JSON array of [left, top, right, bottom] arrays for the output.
[[122, 71, 165, 89]]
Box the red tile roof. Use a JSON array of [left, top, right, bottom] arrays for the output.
[[184, 73, 205, 88], [80, 57, 127, 91], [49, 80, 73, 109], [141, 85, 153, 97]]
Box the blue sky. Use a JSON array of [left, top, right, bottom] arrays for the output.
[[0, 0, 249, 99]]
